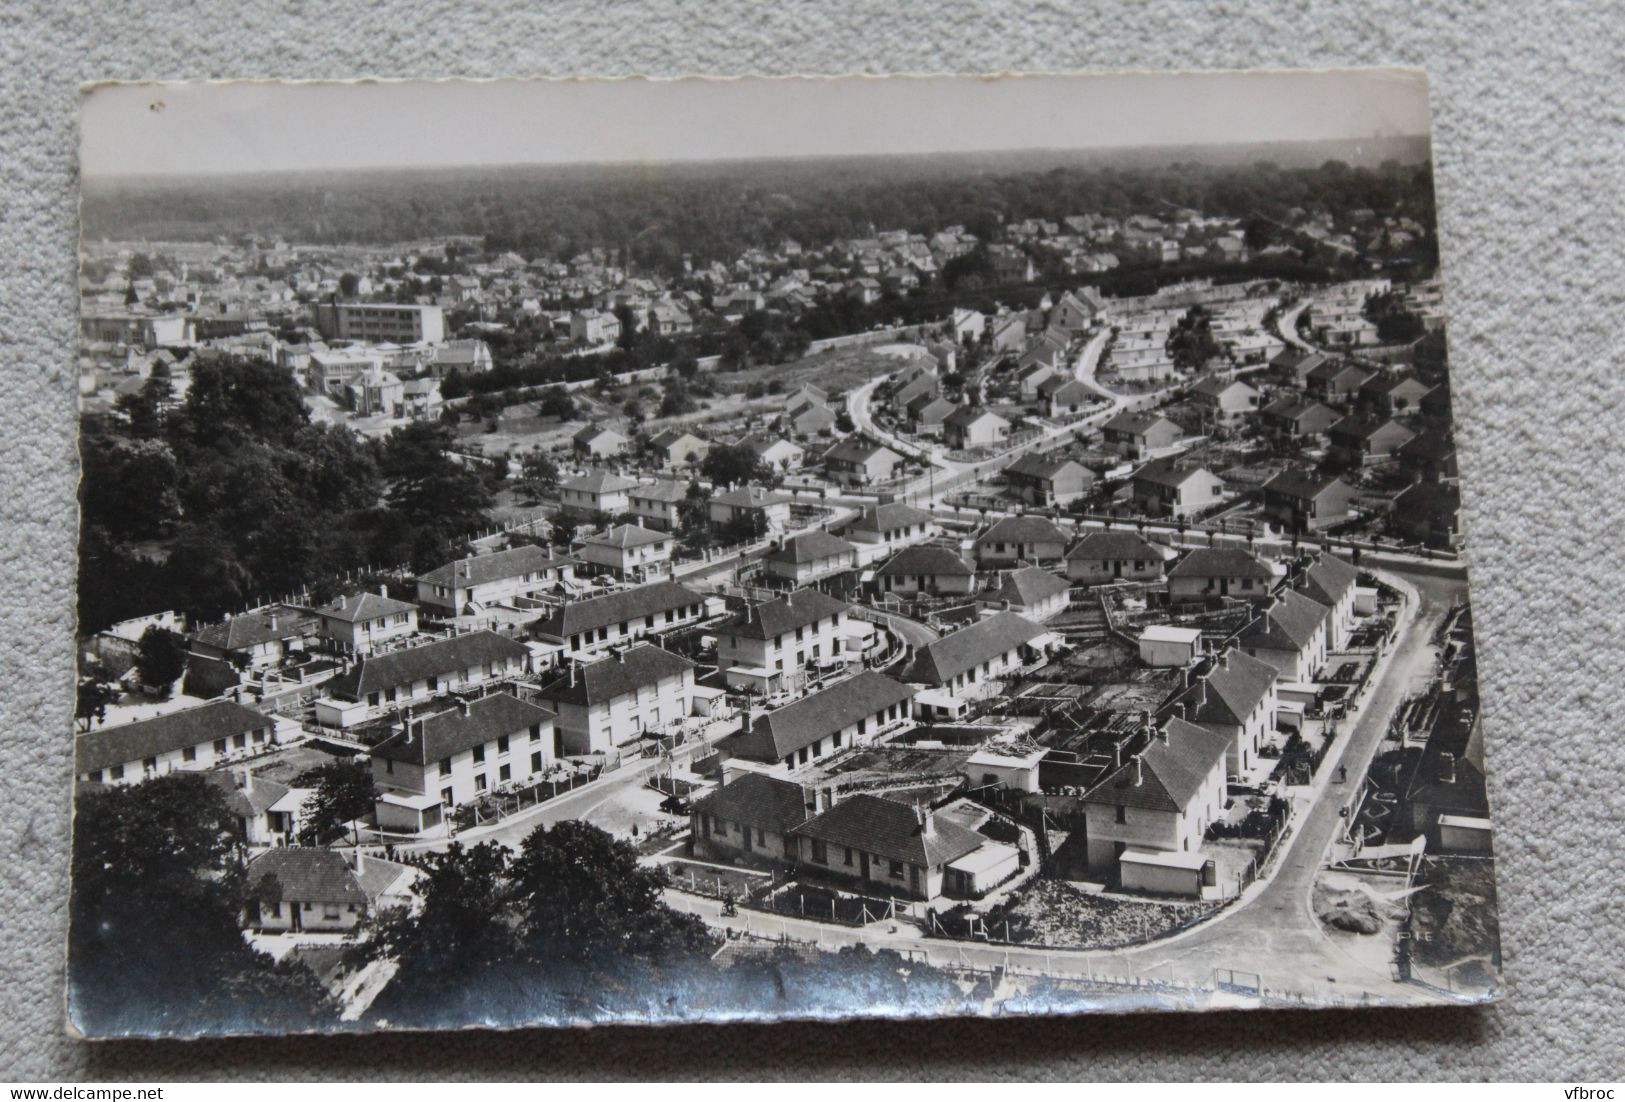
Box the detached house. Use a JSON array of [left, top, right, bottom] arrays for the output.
[[1261, 395, 1341, 443], [416, 544, 576, 616], [531, 581, 709, 655], [790, 794, 1004, 902], [572, 425, 630, 459], [1045, 379, 1096, 418], [1190, 376, 1260, 425], [313, 589, 419, 655], [244, 848, 368, 933], [1305, 361, 1372, 403], [1328, 416, 1415, 469], [691, 772, 812, 866], [627, 480, 690, 531], [1102, 411, 1182, 459], [1065, 530, 1168, 585], [1080, 717, 1231, 892], [538, 644, 697, 755], [576, 524, 673, 583], [980, 567, 1071, 622], [973, 515, 1069, 567], [1129, 458, 1226, 520], [902, 611, 1049, 719], [716, 671, 915, 774], [874, 545, 977, 597], [190, 605, 318, 671], [371, 692, 557, 834], [1167, 548, 1280, 604], [743, 434, 805, 473], [716, 589, 852, 689], [943, 407, 1010, 451], [326, 630, 531, 710], [846, 503, 934, 554], [1390, 481, 1464, 549], [647, 429, 710, 471], [558, 471, 640, 517], [709, 485, 793, 535], [1359, 372, 1435, 417], [762, 530, 859, 586], [75, 700, 283, 786], [1261, 468, 1358, 534], [824, 438, 903, 487], [906, 393, 957, 437], [1003, 454, 1094, 507]]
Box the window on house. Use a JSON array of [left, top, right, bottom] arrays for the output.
[[472, 746, 485, 764], [500, 764, 511, 782], [1116, 805, 1127, 824], [214, 738, 227, 754], [497, 735, 509, 754], [645, 614, 656, 629], [182, 746, 196, 762], [110, 764, 124, 780], [843, 847, 854, 867], [531, 751, 542, 773], [811, 840, 827, 864], [475, 774, 487, 792], [368, 692, 381, 707], [756, 828, 765, 846], [889, 860, 904, 878], [233, 734, 246, 749], [384, 759, 394, 775], [439, 758, 451, 777], [441, 788, 454, 807]]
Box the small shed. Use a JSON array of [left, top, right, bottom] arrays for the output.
[[1119, 847, 1211, 898], [1139, 625, 1203, 668]]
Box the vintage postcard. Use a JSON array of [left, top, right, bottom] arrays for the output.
[[71, 71, 1499, 1038]]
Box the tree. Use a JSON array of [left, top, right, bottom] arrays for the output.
[[537, 386, 577, 421], [622, 398, 645, 424], [135, 626, 187, 696], [550, 515, 580, 547], [517, 450, 560, 499], [294, 760, 377, 846], [508, 820, 712, 963], [700, 442, 767, 491], [439, 369, 469, 400], [70, 774, 337, 1036], [338, 272, 361, 296], [659, 378, 696, 418]]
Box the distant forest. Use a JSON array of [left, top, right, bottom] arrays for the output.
[[82, 138, 1435, 273]]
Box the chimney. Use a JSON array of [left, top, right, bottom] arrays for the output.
[[457, 698, 470, 718], [459, 559, 471, 579], [237, 768, 252, 793], [1439, 752, 1456, 784], [1133, 757, 1144, 787], [268, 612, 278, 632], [569, 660, 577, 687], [337, 594, 347, 611], [616, 648, 626, 664], [379, 583, 388, 598]]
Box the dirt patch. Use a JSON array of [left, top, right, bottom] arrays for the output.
[[1314, 884, 1385, 934], [1409, 856, 1501, 970], [998, 878, 1218, 949]]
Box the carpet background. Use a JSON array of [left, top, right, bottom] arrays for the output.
[[3, 0, 1621, 1081]]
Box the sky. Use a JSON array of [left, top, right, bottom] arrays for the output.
[[79, 70, 1432, 179]]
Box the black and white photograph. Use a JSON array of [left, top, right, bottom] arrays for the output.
[[69, 70, 1500, 1039]]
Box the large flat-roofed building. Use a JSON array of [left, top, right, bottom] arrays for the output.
[[312, 302, 446, 345]]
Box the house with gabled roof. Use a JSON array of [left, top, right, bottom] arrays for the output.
[[371, 691, 556, 834], [1293, 552, 1360, 650], [190, 604, 319, 671], [762, 530, 858, 586], [691, 771, 813, 866], [943, 407, 1011, 451], [973, 514, 1069, 567], [244, 848, 370, 933], [1359, 372, 1436, 418], [575, 523, 673, 582], [790, 793, 999, 901], [203, 768, 300, 849], [1129, 458, 1227, 520], [782, 401, 838, 438], [416, 544, 576, 615], [1233, 588, 1332, 682], [823, 437, 903, 487], [538, 643, 696, 754], [75, 700, 283, 786], [709, 485, 793, 535], [572, 425, 630, 459], [1260, 395, 1341, 443], [558, 470, 640, 517], [1080, 717, 1232, 890], [313, 588, 419, 654], [530, 581, 710, 655], [902, 611, 1049, 719], [716, 589, 853, 690], [1327, 415, 1415, 469], [647, 428, 710, 471], [1015, 357, 1061, 397], [1305, 360, 1372, 403], [1390, 481, 1463, 550], [716, 671, 915, 774], [1167, 650, 1280, 776], [1167, 547, 1280, 604], [1004, 453, 1094, 507], [979, 566, 1072, 622], [1065, 530, 1169, 585], [626, 479, 690, 532], [1102, 411, 1182, 459], [1045, 379, 1096, 418], [1261, 468, 1357, 534], [906, 393, 957, 437], [845, 502, 934, 553], [1397, 432, 1459, 484], [326, 630, 531, 710], [874, 545, 977, 597], [1190, 376, 1260, 425], [741, 434, 805, 473]]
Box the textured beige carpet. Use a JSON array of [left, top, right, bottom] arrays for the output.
[[3, 0, 1621, 1081]]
